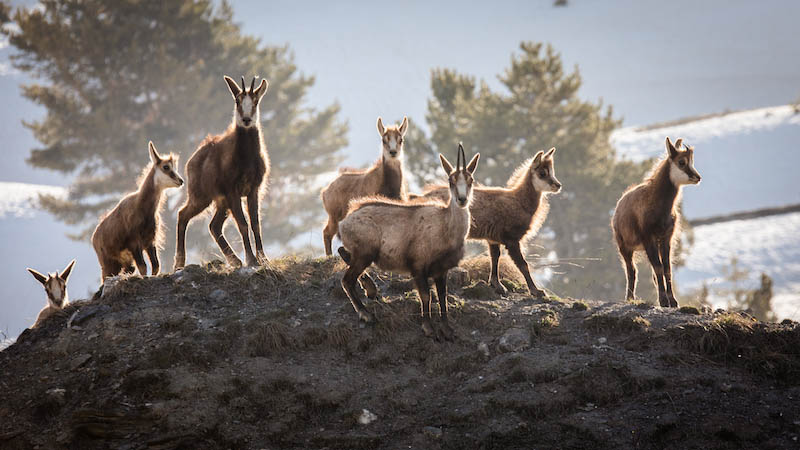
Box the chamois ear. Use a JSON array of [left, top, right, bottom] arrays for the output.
[[545, 147, 556, 159], [27, 268, 48, 285], [466, 153, 480, 175], [674, 138, 683, 151], [60, 259, 76, 282], [532, 150, 544, 167], [665, 137, 679, 159], [377, 117, 385, 136], [439, 153, 454, 175], [148, 141, 161, 164], [224, 75, 242, 98], [399, 116, 409, 135], [254, 78, 269, 99]]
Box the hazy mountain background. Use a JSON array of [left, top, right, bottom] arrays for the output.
[[2, 0, 799, 340]]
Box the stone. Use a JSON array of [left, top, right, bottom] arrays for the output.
[[498, 328, 531, 353], [423, 426, 443, 439], [209, 289, 229, 302]]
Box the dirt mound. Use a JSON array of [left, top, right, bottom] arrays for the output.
[[1, 257, 799, 449]]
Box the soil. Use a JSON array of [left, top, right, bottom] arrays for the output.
[[1, 256, 799, 449]]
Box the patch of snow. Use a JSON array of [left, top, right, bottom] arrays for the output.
[[0, 182, 65, 218], [612, 105, 800, 161]]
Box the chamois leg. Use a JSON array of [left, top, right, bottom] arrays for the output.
[[323, 217, 338, 257], [341, 255, 375, 323], [506, 241, 546, 299], [620, 248, 637, 301], [414, 274, 435, 338], [146, 245, 159, 276], [102, 260, 123, 280], [659, 239, 678, 307], [246, 190, 267, 263], [488, 244, 508, 295], [132, 250, 148, 277], [209, 203, 242, 267], [434, 275, 454, 341], [228, 196, 258, 267], [643, 241, 668, 307], [359, 273, 380, 300], [174, 199, 210, 270]]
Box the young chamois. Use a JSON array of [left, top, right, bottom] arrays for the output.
[[612, 137, 701, 307], [338, 143, 479, 340], [321, 116, 408, 256], [92, 142, 183, 279], [26, 260, 75, 328], [416, 148, 561, 297], [174, 76, 270, 269]]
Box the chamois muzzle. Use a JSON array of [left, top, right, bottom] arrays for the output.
[[389, 150, 398, 157], [552, 181, 562, 192], [242, 117, 252, 126]]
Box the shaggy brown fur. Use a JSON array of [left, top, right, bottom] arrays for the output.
[[174, 76, 270, 269], [320, 116, 408, 256], [92, 142, 183, 279], [26, 260, 75, 328], [338, 144, 479, 340], [612, 137, 701, 307], [416, 148, 561, 297]]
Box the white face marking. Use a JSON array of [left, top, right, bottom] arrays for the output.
[[381, 133, 403, 161], [154, 164, 182, 189], [455, 175, 468, 206], [46, 278, 65, 308], [532, 168, 552, 192], [236, 95, 257, 127], [669, 161, 692, 186], [241, 96, 253, 117]]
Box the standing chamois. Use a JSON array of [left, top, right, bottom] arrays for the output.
[[92, 142, 183, 279], [26, 260, 75, 328], [612, 137, 701, 307], [321, 116, 408, 256], [174, 76, 270, 269], [338, 143, 479, 340], [416, 148, 561, 297]]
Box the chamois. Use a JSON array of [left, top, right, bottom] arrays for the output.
[[174, 76, 270, 269], [92, 142, 183, 279], [26, 260, 75, 328], [416, 148, 561, 297], [338, 143, 479, 340], [321, 116, 408, 256], [612, 137, 701, 307]]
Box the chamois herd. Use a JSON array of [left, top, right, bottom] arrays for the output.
[[25, 75, 703, 339]]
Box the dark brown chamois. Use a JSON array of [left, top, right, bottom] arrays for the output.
[[415, 148, 561, 297], [92, 142, 183, 279], [338, 143, 479, 340], [320, 116, 408, 256], [612, 137, 701, 307], [174, 76, 270, 269]]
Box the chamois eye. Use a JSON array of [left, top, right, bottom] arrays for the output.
[[398, 138, 403, 144], [678, 160, 686, 167], [539, 170, 547, 178], [163, 165, 170, 171]]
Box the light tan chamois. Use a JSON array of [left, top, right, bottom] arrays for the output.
[[174, 76, 270, 269], [92, 142, 183, 279], [416, 148, 561, 297], [321, 116, 408, 256], [338, 143, 479, 340], [26, 260, 75, 328], [612, 137, 701, 307]]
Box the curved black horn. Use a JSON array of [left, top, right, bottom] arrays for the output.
[[250, 77, 255, 94], [240, 76, 246, 93], [457, 142, 465, 170]]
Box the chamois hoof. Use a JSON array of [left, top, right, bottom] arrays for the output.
[[530, 288, 547, 299], [225, 255, 244, 268], [421, 320, 436, 339], [668, 296, 679, 308], [490, 279, 508, 296], [357, 309, 376, 324], [658, 296, 670, 308], [439, 322, 455, 341]]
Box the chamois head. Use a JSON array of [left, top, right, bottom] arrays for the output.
[[27, 259, 75, 309], [665, 137, 701, 186], [439, 143, 480, 208], [376, 116, 408, 161], [148, 141, 184, 189], [224, 75, 269, 128], [531, 147, 562, 193]]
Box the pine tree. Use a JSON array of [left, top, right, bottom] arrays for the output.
[[3, 0, 347, 263], [405, 42, 652, 300]]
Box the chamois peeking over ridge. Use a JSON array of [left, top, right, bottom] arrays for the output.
[[174, 76, 270, 269], [26, 260, 75, 328], [338, 143, 479, 340], [92, 142, 183, 279], [416, 148, 561, 297], [320, 116, 408, 256], [612, 137, 701, 307]]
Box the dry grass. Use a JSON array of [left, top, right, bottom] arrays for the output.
[[584, 313, 651, 334], [460, 254, 526, 287]]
